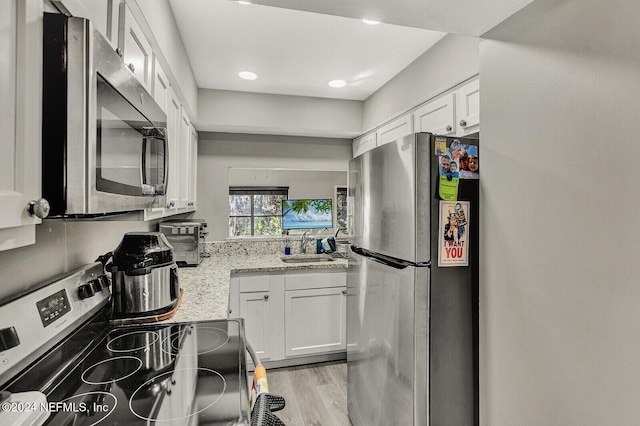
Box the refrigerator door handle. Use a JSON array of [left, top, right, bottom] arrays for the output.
[[350, 246, 430, 269]]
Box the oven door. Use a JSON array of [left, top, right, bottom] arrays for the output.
[[95, 74, 167, 199]]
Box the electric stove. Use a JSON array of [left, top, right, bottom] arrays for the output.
[[0, 262, 251, 425]]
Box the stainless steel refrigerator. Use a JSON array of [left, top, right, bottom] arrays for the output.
[[347, 132, 479, 426]]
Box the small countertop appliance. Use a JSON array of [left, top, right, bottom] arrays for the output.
[[159, 219, 208, 266], [107, 232, 180, 317]]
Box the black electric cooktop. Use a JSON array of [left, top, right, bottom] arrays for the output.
[[4, 319, 251, 425]]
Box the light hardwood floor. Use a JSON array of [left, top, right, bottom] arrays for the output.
[[264, 361, 352, 426]]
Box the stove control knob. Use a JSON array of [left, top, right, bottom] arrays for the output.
[[0, 327, 20, 351], [78, 284, 95, 300], [90, 278, 103, 292], [99, 275, 111, 288]]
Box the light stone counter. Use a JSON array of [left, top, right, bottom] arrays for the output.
[[163, 253, 348, 323]]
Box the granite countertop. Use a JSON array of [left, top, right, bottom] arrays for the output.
[[163, 253, 348, 323]]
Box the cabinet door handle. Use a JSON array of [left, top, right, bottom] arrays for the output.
[[27, 198, 50, 219], [459, 119, 467, 127], [445, 125, 452, 132], [128, 62, 135, 73], [263, 294, 269, 300], [342, 289, 347, 295]]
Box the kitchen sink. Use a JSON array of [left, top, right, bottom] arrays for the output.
[[280, 254, 335, 263]]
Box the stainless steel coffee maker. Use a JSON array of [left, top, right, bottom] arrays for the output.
[[107, 232, 179, 317]]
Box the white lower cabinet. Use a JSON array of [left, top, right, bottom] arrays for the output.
[[229, 269, 346, 367], [229, 272, 284, 363], [284, 286, 346, 357]]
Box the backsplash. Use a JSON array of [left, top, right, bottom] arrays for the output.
[[0, 219, 155, 303], [207, 239, 290, 256], [208, 235, 348, 256]]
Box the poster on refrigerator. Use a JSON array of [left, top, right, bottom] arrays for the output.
[[438, 200, 470, 267]]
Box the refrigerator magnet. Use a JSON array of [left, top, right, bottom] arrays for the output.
[[438, 152, 459, 200], [434, 138, 447, 156], [458, 144, 479, 179], [438, 175, 459, 201], [438, 201, 470, 267]]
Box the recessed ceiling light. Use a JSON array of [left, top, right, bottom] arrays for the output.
[[362, 19, 381, 25], [237, 1, 252, 4], [328, 80, 346, 88], [239, 71, 258, 80]]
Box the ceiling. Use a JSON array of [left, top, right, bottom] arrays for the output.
[[169, 0, 534, 101]]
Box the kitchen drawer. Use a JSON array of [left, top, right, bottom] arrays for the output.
[[284, 270, 346, 291]]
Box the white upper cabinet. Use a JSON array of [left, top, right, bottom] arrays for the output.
[[0, 0, 44, 251], [413, 93, 456, 136], [188, 125, 198, 209], [51, 0, 119, 47], [178, 110, 192, 209], [153, 56, 170, 112], [413, 76, 480, 137], [376, 114, 414, 146], [165, 88, 181, 211], [455, 77, 480, 136], [118, 1, 153, 93], [352, 132, 377, 158]]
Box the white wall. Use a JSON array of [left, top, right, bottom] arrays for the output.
[[0, 220, 155, 302], [229, 168, 346, 200], [479, 0, 640, 424], [198, 132, 351, 240], [362, 33, 480, 131], [197, 89, 362, 138]]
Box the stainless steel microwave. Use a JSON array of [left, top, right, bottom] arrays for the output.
[[42, 13, 168, 217]]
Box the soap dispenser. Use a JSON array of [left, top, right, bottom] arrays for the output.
[[284, 230, 291, 255]]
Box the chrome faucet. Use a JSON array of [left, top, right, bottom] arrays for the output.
[[300, 231, 314, 254]]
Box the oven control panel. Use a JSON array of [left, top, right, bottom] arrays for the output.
[[0, 262, 111, 384]]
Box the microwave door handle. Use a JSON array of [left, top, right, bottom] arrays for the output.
[[160, 127, 168, 195], [141, 134, 148, 186], [141, 127, 167, 195]]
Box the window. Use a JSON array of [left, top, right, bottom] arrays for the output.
[[336, 186, 347, 233], [229, 187, 288, 236]]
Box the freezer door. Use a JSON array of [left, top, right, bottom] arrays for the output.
[[347, 250, 428, 426], [348, 133, 432, 262]]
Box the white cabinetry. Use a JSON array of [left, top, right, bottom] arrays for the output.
[[376, 114, 414, 146], [178, 110, 192, 208], [188, 125, 198, 209], [165, 88, 181, 211], [51, 0, 119, 47], [0, 0, 43, 251], [353, 76, 480, 160], [413, 93, 456, 136], [352, 132, 377, 158], [284, 272, 347, 357], [118, 1, 153, 93], [454, 77, 480, 136], [413, 77, 480, 137], [229, 269, 347, 367], [229, 273, 285, 363], [152, 56, 170, 114]]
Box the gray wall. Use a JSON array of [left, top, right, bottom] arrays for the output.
[[198, 132, 352, 240], [0, 220, 155, 302], [479, 0, 640, 424], [362, 33, 480, 131], [229, 168, 346, 200], [197, 89, 362, 138]]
